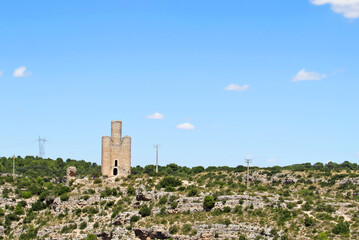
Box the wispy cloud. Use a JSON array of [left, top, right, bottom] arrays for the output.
[[146, 112, 165, 119], [267, 158, 277, 163], [176, 122, 195, 130], [13, 66, 31, 77], [0, 70, 3, 77], [224, 84, 249, 92], [291, 69, 326, 82], [310, 0, 359, 19]]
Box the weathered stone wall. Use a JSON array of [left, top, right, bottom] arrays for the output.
[[101, 121, 131, 178]]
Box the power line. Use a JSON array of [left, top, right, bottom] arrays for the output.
[[36, 136, 47, 158]]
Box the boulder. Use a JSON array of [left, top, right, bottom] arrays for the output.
[[136, 192, 152, 201], [134, 228, 170, 240]]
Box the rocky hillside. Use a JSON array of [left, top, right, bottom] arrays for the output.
[[1, 164, 359, 239]]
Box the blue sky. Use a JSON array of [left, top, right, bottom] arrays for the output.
[[1, 0, 359, 167]]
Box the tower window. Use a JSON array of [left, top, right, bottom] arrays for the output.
[[114, 160, 118, 167], [113, 168, 118, 176]]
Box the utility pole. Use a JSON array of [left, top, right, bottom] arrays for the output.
[[245, 158, 252, 187], [12, 154, 15, 179], [154, 144, 160, 173]]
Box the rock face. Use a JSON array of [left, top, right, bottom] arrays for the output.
[[113, 212, 140, 226], [66, 166, 77, 183], [136, 192, 152, 201], [134, 228, 170, 240], [136, 184, 152, 201]]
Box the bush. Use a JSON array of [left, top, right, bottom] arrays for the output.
[[94, 178, 102, 184], [127, 186, 136, 196], [86, 234, 98, 240], [31, 200, 47, 211], [22, 191, 32, 199], [182, 224, 192, 234], [223, 206, 231, 213], [0, 208, 4, 216], [169, 225, 178, 234], [332, 221, 350, 235], [14, 203, 25, 215], [19, 225, 37, 240], [203, 195, 215, 211], [130, 215, 140, 224], [139, 204, 151, 217], [79, 221, 87, 230], [304, 216, 315, 227], [159, 195, 168, 205], [187, 187, 199, 197], [60, 194, 69, 201], [170, 201, 178, 209], [158, 176, 182, 188], [318, 232, 329, 240]]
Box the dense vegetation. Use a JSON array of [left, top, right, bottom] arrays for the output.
[[0, 156, 101, 179]]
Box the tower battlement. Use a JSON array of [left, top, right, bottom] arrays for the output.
[[101, 121, 131, 177]]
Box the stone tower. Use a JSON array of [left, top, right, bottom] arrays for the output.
[[101, 121, 131, 177]]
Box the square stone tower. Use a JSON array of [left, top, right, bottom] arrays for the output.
[[101, 121, 131, 177]]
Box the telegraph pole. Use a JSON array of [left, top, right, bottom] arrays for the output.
[[12, 154, 15, 179], [154, 144, 160, 173], [245, 158, 252, 187]]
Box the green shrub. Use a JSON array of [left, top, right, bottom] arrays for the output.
[[332, 221, 350, 235], [170, 201, 178, 209], [130, 215, 140, 224], [81, 195, 90, 200], [60, 194, 69, 201], [79, 221, 87, 229], [139, 204, 151, 217], [304, 216, 315, 227], [158, 176, 182, 189], [223, 206, 231, 213], [86, 234, 98, 240], [127, 186, 136, 196], [22, 191, 32, 199], [182, 224, 192, 234], [31, 200, 47, 211], [318, 232, 329, 240], [187, 187, 199, 197], [0, 208, 4, 216], [159, 195, 168, 205], [169, 225, 178, 234], [14, 203, 25, 215], [19, 225, 37, 240], [203, 195, 215, 211], [94, 179, 102, 184]]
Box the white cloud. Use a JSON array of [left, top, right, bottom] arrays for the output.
[[291, 69, 326, 82], [310, 0, 359, 19], [224, 84, 249, 92], [146, 112, 164, 119], [0, 70, 3, 77], [176, 122, 195, 130], [13, 66, 31, 77]]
